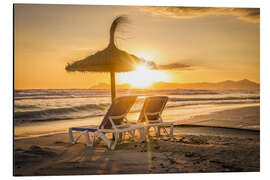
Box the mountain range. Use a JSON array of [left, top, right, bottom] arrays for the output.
[[90, 79, 260, 90]]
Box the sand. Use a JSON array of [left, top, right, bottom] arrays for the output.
[[13, 106, 260, 176]]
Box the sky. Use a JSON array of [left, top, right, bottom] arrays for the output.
[[14, 4, 260, 89]]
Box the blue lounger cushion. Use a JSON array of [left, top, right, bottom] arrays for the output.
[[70, 125, 99, 132]]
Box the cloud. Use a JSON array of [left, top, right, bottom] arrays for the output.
[[141, 59, 191, 71], [157, 63, 191, 70], [141, 7, 259, 23], [142, 59, 191, 71]]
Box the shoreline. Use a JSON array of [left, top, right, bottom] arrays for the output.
[[14, 104, 260, 140], [175, 124, 259, 132], [14, 105, 260, 175]]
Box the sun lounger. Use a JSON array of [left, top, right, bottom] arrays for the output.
[[69, 96, 146, 150], [138, 96, 173, 139]]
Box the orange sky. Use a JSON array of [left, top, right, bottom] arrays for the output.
[[14, 4, 260, 89]]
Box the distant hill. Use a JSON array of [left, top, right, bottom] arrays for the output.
[[90, 79, 260, 90], [149, 79, 260, 90]]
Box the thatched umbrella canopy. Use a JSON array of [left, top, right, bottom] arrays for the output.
[[65, 16, 147, 102]]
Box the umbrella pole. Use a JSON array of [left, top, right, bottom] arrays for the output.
[[110, 71, 116, 102]]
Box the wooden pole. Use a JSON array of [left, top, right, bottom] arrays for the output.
[[110, 71, 116, 102]]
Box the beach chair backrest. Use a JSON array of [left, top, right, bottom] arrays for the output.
[[99, 96, 137, 129], [138, 96, 168, 123]]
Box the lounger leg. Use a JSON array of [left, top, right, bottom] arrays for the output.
[[92, 134, 96, 146], [95, 133, 101, 144], [138, 128, 146, 143], [69, 128, 75, 144], [84, 131, 92, 147], [146, 127, 151, 141], [111, 132, 119, 150], [169, 125, 174, 139], [95, 131, 111, 149], [119, 133, 123, 142], [157, 127, 161, 137]]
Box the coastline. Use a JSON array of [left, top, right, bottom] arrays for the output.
[[14, 104, 259, 140], [14, 105, 260, 175]]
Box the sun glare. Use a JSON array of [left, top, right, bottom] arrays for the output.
[[118, 65, 169, 88]]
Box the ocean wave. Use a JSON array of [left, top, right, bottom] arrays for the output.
[[13, 89, 260, 124], [14, 100, 259, 124], [165, 100, 260, 109], [165, 90, 220, 95], [14, 89, 111, 100], [14, 103, 109, 122], [14, 104, 37, 109], [14, 89, 259, 100], [14, 95, 110, 101], [170, 96, 260, 102]]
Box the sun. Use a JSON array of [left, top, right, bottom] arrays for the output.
[[118, 65, 169, 88]]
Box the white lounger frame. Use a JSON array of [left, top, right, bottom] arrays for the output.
[[144, 111, 174, 139], [69, 114, 146, 150]]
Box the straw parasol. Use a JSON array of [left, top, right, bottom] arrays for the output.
[[65, 16, 147, 102]]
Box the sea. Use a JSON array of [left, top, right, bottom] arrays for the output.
[[14, 89, 260, 125]]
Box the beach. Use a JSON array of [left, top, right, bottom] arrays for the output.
[[13, 4, 261, 177], [14, 105, 260, 175]]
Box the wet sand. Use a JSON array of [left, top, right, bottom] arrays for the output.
[[14, 106, 260, 176]]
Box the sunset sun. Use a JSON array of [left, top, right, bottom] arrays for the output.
[[118, 65, 169, 88]]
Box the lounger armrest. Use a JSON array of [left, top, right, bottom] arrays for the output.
[[144, 112, 160, 116], [109, 115, 126, 120], [144, 112, 162, 123], [115, 117, 132, 129], [108, 114, 129, 130]]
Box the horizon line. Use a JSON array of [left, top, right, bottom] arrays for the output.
[[14, 78, 260, 90]]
